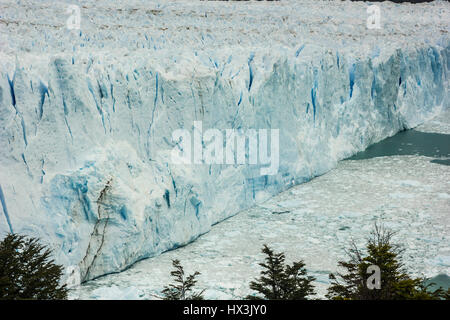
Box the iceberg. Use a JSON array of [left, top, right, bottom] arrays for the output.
[[0, 0, 448, 282]]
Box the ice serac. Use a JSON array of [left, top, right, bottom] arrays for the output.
[[0, 0, 449, 282]]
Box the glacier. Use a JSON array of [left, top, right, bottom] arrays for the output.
[[0, 0, 449, 283]]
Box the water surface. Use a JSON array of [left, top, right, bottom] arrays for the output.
[[349, 130, 450, 165]]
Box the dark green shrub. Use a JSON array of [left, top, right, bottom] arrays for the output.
[[0, 233, 68, 300]]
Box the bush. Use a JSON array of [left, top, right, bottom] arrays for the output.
[[326, 225, 443, 300], [162, 259, 204, 300], [0, 233, 68, 300], [247, 244, 315, 300]]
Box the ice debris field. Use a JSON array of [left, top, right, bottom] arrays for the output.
[[0, 0, 449, 286]]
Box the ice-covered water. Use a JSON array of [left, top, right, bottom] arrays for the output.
[[71, 111, 450, 300]]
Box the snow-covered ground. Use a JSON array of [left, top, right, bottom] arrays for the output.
[[1, 0, 449, 284], [71, 110, 450, 299], [1, 0, 448, 57]]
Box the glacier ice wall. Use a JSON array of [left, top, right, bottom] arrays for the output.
[[0, 0, 449, 282], [1, 44, 448, 281]]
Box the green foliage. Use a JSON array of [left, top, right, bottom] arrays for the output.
[[247, 244, 315, 300], [0, 233, 68, 300], [326, 225, 443, 300], [162, 259, 204, 300], [442, 288, 450, 300]]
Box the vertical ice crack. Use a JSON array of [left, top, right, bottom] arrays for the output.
[[87, 80, 106, 134], [0, 185, 14, 234], [7, 74, 16, 110], [248, 52, 255, 92], [295, 44, 305, 57], [151, 72, 159, 127], [38, 81, 49, 120]]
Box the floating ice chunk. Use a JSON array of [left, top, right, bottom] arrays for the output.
[[90, 286, 141, 300], [390, 192, 414, 199], [398, 180, 422, 187]]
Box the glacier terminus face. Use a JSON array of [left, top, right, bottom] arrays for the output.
[[0, 0, 449, 284]]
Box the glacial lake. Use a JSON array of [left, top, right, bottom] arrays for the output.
[[349, 129, 450, 165]]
